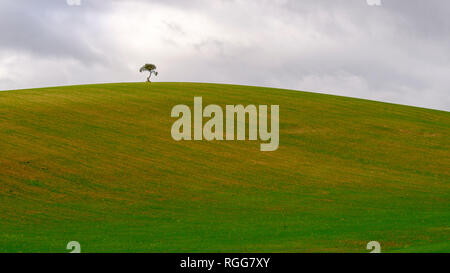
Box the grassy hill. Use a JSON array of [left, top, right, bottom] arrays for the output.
[[0, 82, 448, 253]]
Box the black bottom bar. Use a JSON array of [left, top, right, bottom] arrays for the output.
[[0, 253, 446, 272]]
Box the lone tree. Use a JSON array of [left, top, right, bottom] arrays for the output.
[[139, 63, 158, 83]]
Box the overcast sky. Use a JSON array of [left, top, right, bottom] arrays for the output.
[[0, 0, 449, 110]]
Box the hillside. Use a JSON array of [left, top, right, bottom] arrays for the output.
[[0, 82, 449, 252]]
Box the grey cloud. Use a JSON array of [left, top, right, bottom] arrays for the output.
[[0, 0, 108, 63]]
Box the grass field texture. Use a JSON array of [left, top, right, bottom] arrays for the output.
[[0, 82, 449, 252]]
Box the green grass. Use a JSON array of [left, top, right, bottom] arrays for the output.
[[0, 82, 449, 253]]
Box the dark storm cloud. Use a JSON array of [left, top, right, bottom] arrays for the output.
[[0, 0, 449, 110]]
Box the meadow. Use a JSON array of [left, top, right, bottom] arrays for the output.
[[0, 82, 448, 252]]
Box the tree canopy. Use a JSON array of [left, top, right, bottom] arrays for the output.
[[139, 63, 157, 73], [139, 63, 158, 82]]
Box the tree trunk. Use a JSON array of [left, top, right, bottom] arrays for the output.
[[147, 74, 151, 83]]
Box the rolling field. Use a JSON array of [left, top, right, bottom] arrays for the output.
[[0, 82, 449, 252]]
